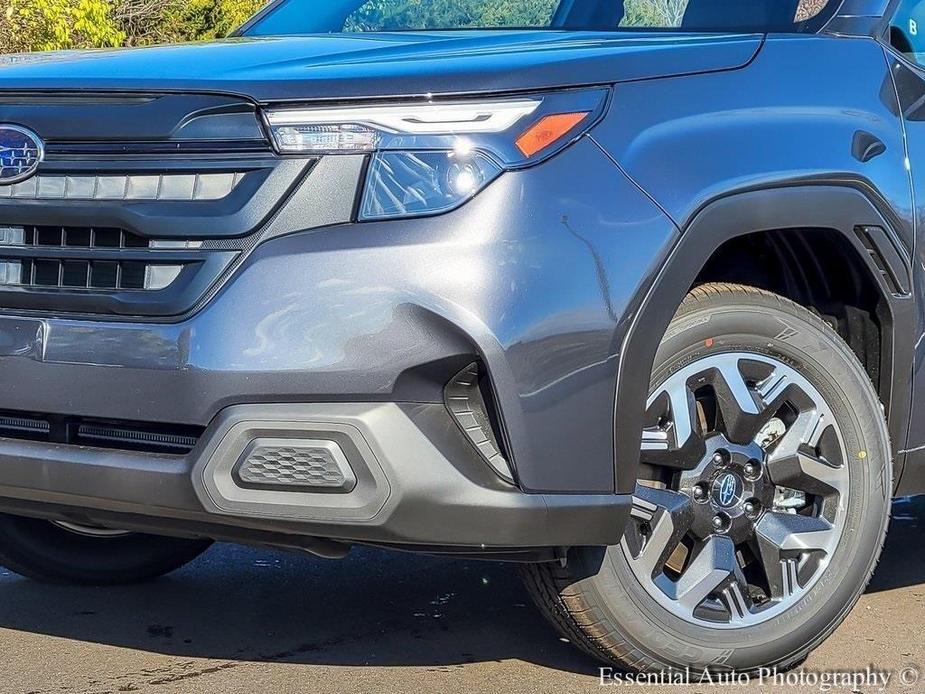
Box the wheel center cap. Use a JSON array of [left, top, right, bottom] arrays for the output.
[[712, 472, 743, 509]]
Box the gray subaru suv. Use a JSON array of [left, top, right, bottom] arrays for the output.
[[0, 0, 922, 676]]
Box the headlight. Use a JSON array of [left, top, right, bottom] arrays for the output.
[[360, 150, 503, 220], [264, 88, 608, 221]]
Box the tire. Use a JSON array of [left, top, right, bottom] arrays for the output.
[[0, 514, 212, 585], [522, 282, 892, 674]]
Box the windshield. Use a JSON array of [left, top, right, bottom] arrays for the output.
[[241, 0, 840, 36]]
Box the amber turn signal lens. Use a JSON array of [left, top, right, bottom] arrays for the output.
[[515, 112, 591, 158]]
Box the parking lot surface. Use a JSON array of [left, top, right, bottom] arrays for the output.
[[1, 497, 922, 694]]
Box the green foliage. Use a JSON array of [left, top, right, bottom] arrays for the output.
[[343, 0, 689, 31], [0, 0, 264, 52], [345, 0, 558, 31], [0, 0, 703, 54], [113, 0, 264, 46], [622, 0, 687, 27], [2, 0, 125, 52]]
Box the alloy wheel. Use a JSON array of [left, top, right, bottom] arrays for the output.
[[623, 352, 849, 628]]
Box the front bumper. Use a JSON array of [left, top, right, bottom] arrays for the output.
[[0, 401, 630, 552], [0, 136, 677, 551]]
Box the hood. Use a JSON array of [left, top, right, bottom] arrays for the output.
[[0, 31, 762, 103]]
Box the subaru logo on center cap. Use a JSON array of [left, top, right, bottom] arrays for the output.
[[714, 473, 741, 508], [0, 125, 44, 186]]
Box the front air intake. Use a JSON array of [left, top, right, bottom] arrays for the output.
[[0, 409, 203, 454], [445, 362, 515, 484], [75, 423, 200, 453]]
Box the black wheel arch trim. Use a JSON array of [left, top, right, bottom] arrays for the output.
[[613, 182, 914, 495]]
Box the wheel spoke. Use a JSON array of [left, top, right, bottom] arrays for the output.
[[670, 535, 741, 614], [720, 579, 752, 621], [711, 359, 760, 418], [766, 410, 846, 498], [755, 511, 834, 553], [754, 511, 836, 599], [626, 486, 694, 579], [710, 358, 797, 444], [641, 383, 705, 469]]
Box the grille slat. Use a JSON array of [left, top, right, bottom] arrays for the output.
[[0, 225, 189, 292], [0, 173, 243, 201]]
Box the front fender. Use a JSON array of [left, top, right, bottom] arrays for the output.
[[611, 185, 914, 493]]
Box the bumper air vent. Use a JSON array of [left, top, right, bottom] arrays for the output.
[[445, 362, 516, 484], [0, 413, 51, 440], [0, 409, 203, 455], [75, 423, 200, 453]]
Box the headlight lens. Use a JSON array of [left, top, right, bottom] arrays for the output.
[[264, 88, 608, 221], [361, 150, 503, 220]]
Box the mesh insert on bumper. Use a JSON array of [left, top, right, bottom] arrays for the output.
[[233, 438, 357, 493]]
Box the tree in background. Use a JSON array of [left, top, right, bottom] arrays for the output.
[[622, 0, 687, 26], [3, 0, 828, 54], [0, 0, 690, 53], [1, 0, 264, 52], [2, 0, 125, 52], [112, 0, 264, 45], [345, 0, 558, 31]]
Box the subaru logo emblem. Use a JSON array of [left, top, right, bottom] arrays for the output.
[[714, 473, 741, 508], [0, 125, 44, 186]]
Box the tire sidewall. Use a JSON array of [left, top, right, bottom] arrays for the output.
[[0, 514, 212, 585]]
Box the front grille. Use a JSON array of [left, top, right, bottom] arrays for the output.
[[0, 94, 291, 316], [0, 224, 190, 291], [0, 410, 203, 455], [1, 224, 150, 249], [0, 172, 244, 202]]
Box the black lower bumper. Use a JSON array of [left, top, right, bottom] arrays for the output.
[[0, 402, 630, 557]]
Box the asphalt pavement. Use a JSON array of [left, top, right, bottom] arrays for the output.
[[0, 496, 922, 694]]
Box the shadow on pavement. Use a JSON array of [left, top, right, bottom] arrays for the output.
[[0, 496, 919, 669], [0, 541, 597, 672], [866, 495, 925, 593]]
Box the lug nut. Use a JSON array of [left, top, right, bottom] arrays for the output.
[[744, 461, 760, 479], [712, 451, 727, 466], [711, 514, 729, 533], [744, 499, 762, 519], [692, 483, 708, 502]]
